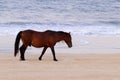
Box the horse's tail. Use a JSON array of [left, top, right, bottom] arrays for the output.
[[14, 31, 22, 57]]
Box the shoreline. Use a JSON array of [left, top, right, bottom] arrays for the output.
[[0, 35, 120, 54]]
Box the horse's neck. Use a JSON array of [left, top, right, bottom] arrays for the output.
[[56, 34, 65, 42]]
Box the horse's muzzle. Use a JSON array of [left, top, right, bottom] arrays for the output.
[[68, 44, 72, 48]]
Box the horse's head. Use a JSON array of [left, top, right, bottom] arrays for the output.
[[64, 32, 72, 48]]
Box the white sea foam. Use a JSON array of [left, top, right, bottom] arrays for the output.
[[0, 22, 120, 37]]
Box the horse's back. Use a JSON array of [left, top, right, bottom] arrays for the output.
[[21, 30, 45, 47]]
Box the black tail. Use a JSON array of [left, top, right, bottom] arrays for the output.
[[14, 31, 22, 57]]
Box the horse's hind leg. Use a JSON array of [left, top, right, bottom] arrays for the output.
[[39, 47, 48, 60], [20, 44, 27, 61]]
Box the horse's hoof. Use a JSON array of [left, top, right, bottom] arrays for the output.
[[54, 59, 58, 61], [39, 58, 42, 61], [20, 59, 25, 61]]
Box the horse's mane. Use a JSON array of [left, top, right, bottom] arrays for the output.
[[44, 30, 70, 38], [57, 31, 69, 36], [45, 30, 68, 34]]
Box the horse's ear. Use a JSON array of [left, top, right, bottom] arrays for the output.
[[68, 32, 71, 34]]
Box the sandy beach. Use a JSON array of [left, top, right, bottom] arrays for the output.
[[0, 36, 120, 80], [0, 53, 120, 80]]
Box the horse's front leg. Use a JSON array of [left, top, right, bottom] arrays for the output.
[[50, 46, 58, 61], [39, 47, 48, 60]]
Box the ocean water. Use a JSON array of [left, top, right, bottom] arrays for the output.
[[0, 0, 120, 36]]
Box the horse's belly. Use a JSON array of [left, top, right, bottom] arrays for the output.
[[31, 41, 44, 48]]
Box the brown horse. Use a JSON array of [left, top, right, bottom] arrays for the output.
[[14, 29, 72, 61]]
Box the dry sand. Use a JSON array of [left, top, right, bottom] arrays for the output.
[[0, 53, 120, 80], [0, 36, 120, 80]]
